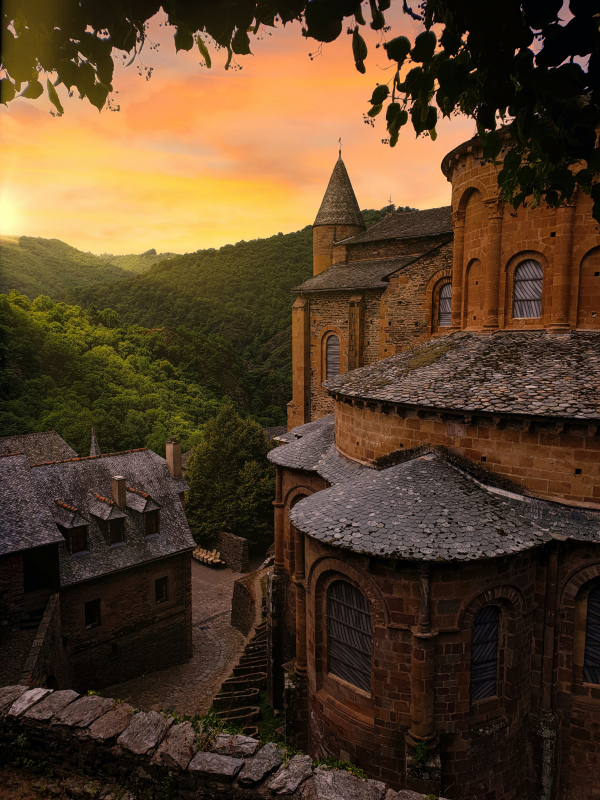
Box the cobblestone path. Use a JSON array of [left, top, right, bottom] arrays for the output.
[[103, 559, 262, 717]]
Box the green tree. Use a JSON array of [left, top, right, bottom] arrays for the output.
[[184, 405, 275, 552]]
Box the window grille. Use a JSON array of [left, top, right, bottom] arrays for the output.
[[438, 283, 452, 326], [145, 510, 160, 536], [326, 335, 340, 380], [109, 518, 125, 545], [513, 260, 543, 318], [327, 580, 372, 692], [584, 586, 600, 684], [471, 605, 500, 701]]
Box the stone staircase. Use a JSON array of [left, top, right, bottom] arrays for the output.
[[214, 620, 267, 737]]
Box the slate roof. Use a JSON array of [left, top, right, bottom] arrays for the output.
[[338, 206, 452, 245], [31, 450, 194, 587], [264, 426, 288, 441], [294, 255, 414, 293], [268, 416, 366, 484], [314, 156, 365, 228], [288, 452, 600, 561], [0, 432, 77, 465], [0, 454, 65, 556], [324, 330, 600, 419]]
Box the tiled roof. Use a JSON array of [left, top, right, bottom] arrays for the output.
[[0, 454, 65, 556], [337, 206, 452, 245], [324, 331, 600, 419], [268, 416, 366, 484], [0, 432, 77, 465], [289, 452, 600, 561], [31, 450, 194, 586], [264, 426, 287, 441], [313, 157, 365, 228], [293, 256, 413, 293]]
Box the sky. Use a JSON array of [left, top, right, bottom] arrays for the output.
[[0, 4, 474, 255]]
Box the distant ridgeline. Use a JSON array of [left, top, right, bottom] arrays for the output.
[[0, 206, 411, 441]]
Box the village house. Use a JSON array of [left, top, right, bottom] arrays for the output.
[[0, 432, 194, 691], [268, 139, 600, 800]]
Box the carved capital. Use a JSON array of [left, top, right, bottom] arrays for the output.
[[484, 197, 504, 219], [451, 209, 466, 228]]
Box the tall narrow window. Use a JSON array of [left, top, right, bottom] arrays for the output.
[[155, 576, 169, 604], [70, 526, 88, 554], [438, 282, 452, 327], [327, 580, 372, 693], [84, 599, 101, 630], [326, 334, 340, 380], [513, 260, 543, 318], [584, 586, 600, 684], [471, 605, 500, 701], [109, 518, 125, 545], [144, 510, 160, 536]]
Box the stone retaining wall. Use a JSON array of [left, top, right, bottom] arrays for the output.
[[217, 531, 249, 573], [231, 575, 255, 636], [19, 593, 72, 689], [0, 685, 447, 800]]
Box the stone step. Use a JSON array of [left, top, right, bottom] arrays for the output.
[[242, 725, 259, 738], [213, 688, 260, 711], [214, 706, 261, 725], [221, 672, 267, 692], [238, 654, 267, 666], [233, 663, 267, 678]]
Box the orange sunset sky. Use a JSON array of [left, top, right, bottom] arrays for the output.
[[0, 4, 474, 255]]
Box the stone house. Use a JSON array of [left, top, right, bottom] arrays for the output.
[[0, 432, 194, 691], [268, 140, 600, 800]]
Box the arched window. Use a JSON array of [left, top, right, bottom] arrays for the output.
[[327, 580, 372, 692], [513, 260, 543, 318], [325, 334, 340, 380], [471, 605, 500, 701], [438, 282, 452, 327], [584, 586, 600, 684]]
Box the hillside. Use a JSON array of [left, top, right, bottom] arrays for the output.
[[0, 236, 135, 298], [98, 248, 179, 274]]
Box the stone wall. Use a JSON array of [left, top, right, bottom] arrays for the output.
[[0, 685, 443, 800], [343, 235, 453, 264], [334, 399, 600, 506], [217, 531, 249, 573], [60, 553, 192, 692], [0, 553, 24, 620], [231, 574, 255, 636], [20, 593, 72, 689]]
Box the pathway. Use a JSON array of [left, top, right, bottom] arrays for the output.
[[103, 558, 262, 717]]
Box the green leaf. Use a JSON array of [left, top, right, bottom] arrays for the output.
[[198, 38, 212, 68], [352, 28, 368, 62], [354, 4, 366, 25], [368, 103, 382, 118], [384, 36, 411, 64], [370, 84, 389, 105], [224, 45, 233, 71], [86, 82, 109, 112], [21, 79, 44, 99], [410, 31, 436, 63], [232, 28, 251, 55], [174, 26, 194, 53], [429, 127, 437, 141], [47, 79, 64, 115], [0, 78, 16, 106]]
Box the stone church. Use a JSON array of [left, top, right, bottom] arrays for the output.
[[267, 136, 600, 800]]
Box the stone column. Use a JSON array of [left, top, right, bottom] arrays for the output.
[[284, 527, 309, 750], [406, 564, 441, 796], [268, 466, 286, 708], [482, 198, 504, 332], [450, 210, 466, 331], [288, 296, 310, 429], [294, 528, 307, 677], [549, 199, 577, 333], [348, 294, 365, 370]]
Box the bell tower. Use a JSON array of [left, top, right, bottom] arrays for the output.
[[312, 154, 366, 275]]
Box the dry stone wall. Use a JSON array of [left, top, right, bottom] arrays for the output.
[[217, 531, 249, 573], [0, 685, 445, 800]]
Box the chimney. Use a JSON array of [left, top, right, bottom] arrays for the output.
[[112, 476, 126, 509], [166, 438, 182, 479]]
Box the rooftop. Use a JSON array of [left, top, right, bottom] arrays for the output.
[[0, 431, 77, 465], [314, 156, 365, 228], [1, 448, 194, 586], [288, 449, 600, 562], [337, 206, 452, 245], [0, 454, 65, 556], [294, 255, 414, 293], [324, 330, 600, 419]]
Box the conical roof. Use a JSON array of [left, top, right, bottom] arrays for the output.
[[314, 156, 365, 228], [90, 427, 101, 457]]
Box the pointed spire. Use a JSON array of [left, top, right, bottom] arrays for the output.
[[90, 427, 101, 457], [313, 156, 365, 229]]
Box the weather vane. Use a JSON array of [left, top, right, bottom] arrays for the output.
[[339, 137, 342, 157]]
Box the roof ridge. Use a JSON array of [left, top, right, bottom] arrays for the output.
[[126, 484, 149, 498], [31, 447, 147, 468], [0, 451, 23, 458], [56, 499, 78, 513], [91, 491, 115, 506]]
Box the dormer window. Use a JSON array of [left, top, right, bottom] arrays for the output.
[[70, 526, 89, 554], [108, 518, 125, 545], [145, 509, 160, 536]]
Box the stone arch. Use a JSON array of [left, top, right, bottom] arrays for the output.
[[459, 583, 527, 627], [424, 268, 453, 335], [576, 246, 600, 329], [501, 249, 552, 328], [453, 181, 490, 214], [317, 325, 346, 387], [283, 486, 314, 575]]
